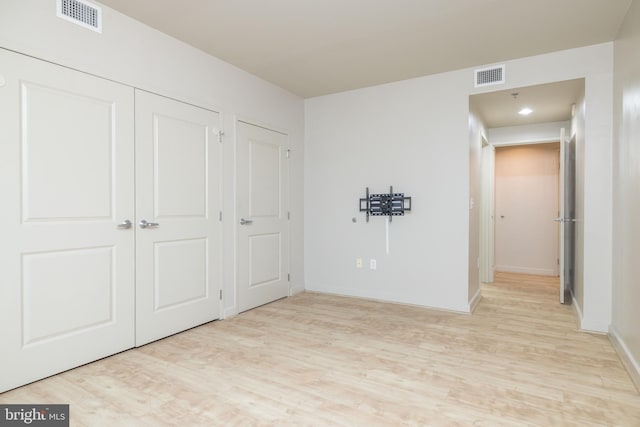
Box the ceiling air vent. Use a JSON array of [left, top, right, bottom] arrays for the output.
[[474, 65, 505, 88], [57, 0, 102, 33]]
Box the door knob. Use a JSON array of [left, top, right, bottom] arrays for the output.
[[117, 219, 132, 229], [239, 218, 253, 225], [139, 219, 159, 229]]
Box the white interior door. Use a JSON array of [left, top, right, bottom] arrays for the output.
[[135, 90, 221, 346], [237, 121, 289, 312], [558, 129, 576, 304], [0, 49, 135, 392]]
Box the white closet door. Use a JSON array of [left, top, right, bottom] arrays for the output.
[[0, 49, 135, 392], [237, 121, 290, 312], [134, 90, 221, 346]]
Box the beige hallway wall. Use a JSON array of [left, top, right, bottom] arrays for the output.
[[494, 143, 560, 276]]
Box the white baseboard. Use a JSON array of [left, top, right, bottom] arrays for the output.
[[223, 306, 238, 320], [609, 325, 640, 393], [222, 284, 304, 320], [305, 285, 470, 314], [495, 265, 556, 276], [468, 288, 482, 313], [289, 284, 305, 296], [570, 292, 607, 334]]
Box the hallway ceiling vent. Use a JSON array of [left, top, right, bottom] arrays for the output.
[[475, 65, 505, 88], [57, 0, 102, 33]]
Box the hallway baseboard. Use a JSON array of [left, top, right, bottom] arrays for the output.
[[494, 265, 556, 276], [609, 325, 640, 393]]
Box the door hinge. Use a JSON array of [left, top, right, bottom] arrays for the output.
[[286, 149, 291, 159], [219, 211, 222, 222], [217, 130, 225, 143], [557, 258, 560, 265], [287, 273, 290, 282], [287, 211, 290, 220], [219, 289, 223, 300]]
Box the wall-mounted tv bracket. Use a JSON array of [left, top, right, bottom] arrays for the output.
[[359, 186, 412, 222]]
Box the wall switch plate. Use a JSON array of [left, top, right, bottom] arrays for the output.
[[356, 258, 363, 268], [370, 259, 377, 270]]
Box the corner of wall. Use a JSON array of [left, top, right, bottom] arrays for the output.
[[289, 283, 305, 296], [609, 325, 640, 393], [468, 106, 484, 304], [468, 287, 482, 313], [571, 290, 583, 328], [223, 306, 239, 320], [610, 0, 640, 393]]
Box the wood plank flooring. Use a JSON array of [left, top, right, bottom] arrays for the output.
[[1, 272, 639, 426]]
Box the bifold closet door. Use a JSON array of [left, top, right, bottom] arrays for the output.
[[134, 91, 222, 346], [0, 49, 135, 392]]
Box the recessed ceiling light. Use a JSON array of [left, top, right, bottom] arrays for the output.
[[519, 107, 533, 116]]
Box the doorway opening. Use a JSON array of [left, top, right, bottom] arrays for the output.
[[470, 78, 584, 305], [494, 142, 560, 277]]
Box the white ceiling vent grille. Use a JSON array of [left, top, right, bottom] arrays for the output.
[[475, 65, 505, 88], [57, 0, 102, 33]]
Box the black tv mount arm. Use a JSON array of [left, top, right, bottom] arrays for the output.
[[359, 186, 412, 223]]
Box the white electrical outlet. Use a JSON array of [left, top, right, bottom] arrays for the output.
[[356, 258, 363, 268], [370, 259, 377, 270]]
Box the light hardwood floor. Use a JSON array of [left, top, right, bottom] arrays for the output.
[[1, 273, 639, 426]]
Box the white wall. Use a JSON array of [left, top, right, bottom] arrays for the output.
[[479, 144, 496, 284], [0, 0, 305, 317], [468, 107, 486, 308], [572, 92, 587, 321], [611, 0, 640, 388], [581, 74, 613, 334], [305, 43, 613, 326], [489, 121, 570, 145], [305, 69, 471, 312], [494, 144, 559, 276]]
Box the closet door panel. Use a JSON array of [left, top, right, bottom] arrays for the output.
[[134, 90, 221, 346], [0, 49, 135, 393]]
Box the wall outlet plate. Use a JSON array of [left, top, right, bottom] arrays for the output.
[[356, 258, 363, 268], [370, 259, 377, 270]]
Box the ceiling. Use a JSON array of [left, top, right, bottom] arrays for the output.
[[470, 79, 585, 128], [96, 0, 631, 98]]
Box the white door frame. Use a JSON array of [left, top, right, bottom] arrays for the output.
[[479, 138, 495, 283], [480, 137, 561, 283]]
